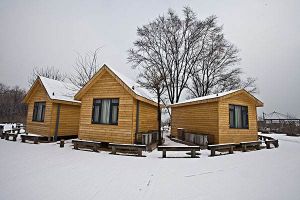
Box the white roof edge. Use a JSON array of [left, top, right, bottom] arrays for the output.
[[172, 89, 242, 106], [106, 66, 157, 104], [39, 76, 81, 104]]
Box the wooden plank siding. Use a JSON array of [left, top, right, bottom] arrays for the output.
[[138, 101, 158, 132], [50, 103, 80, 136], [26, 81, 52, 137], [218, 93, 258, 143], [171, 102, 219, 143], [25, 80, 80, 138], [78, 71, 135, 144], [171, 91, 261, 144]]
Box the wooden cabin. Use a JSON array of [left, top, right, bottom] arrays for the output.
[[170, 89, 263, 144], [23, 76, 81, 140], [74, 64, 158, 144]]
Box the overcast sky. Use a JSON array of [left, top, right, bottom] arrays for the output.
[[0, 0, 299, 117]]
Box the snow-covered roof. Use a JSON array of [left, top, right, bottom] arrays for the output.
[[108, 67, 156, 103], [39, 76, 80, 103], [172, 89, 241, 106]]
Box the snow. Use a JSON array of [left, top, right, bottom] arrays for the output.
[[39, 76, 80, 103], [1, 134, 300, 200], [173, 89, 241, 106], [108, 66, 157, 103]]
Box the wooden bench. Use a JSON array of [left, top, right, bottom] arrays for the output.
[[72, 139, 102, 152], [265, 139, 279, 149], [20, 135, 43, 144], [258, 135, 274, 141], [109, 143, 146, 157], [157, 146, 200, 158], [208, 143, 236, 157], [5, 132, 18, 141], [240, 141, 262, 152]]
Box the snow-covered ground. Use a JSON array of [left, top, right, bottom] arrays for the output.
[[0, 134, 300, 200]]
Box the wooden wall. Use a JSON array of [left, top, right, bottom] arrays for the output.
[[138, 100, 158, 133], [78, 71, 135, 144], [50, 103, 80, 137], [171, 92, 259, 144], [26, 82, 52, 137], [171, 102, 219, 143], [218, 93, 258, 143]]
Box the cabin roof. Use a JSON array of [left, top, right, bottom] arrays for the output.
[[74, 64, 157, 106], [171, 89, 263, 107], [23, 76, 81, 105], [39, 76, 80, 103]]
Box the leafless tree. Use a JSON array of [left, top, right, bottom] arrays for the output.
[[28, 66, 66, 87], [128, 7, 218, 104], [187, 18, 257, 98], [136, 67, 165, 144], [68, 48, 101, 89], [0, 83, 27, 123]]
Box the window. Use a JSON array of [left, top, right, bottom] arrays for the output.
[[229, 105, 248, 129], [92, 98, 119, 125], [32, 102, 46, 122]]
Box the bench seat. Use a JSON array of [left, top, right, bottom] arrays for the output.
[[72, 139, 102, 152], [109, 143, 146, 157], [240, 141, 262, 152], [265, 139, 279, 149], [208, 143, 236, 157], [20, 134, 44, 144], [157, 146, 200, 158]]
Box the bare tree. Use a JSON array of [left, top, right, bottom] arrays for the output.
[[69, 48, 101, 89], [136, 67, 165, 144], [0, 83, 27, 123], [28, 66, 66, 87], [187, 18, 257, 98], [128, 7, 218, 104]]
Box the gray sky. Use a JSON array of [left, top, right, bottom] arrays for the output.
[[0, 0, 299, 117]]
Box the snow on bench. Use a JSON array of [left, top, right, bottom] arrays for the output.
[[72, 139, 102, 152], [157, 146, 201, 158], [208, 143, 236, 157], [240, 141, 262, 152], [109, 143, 147, 157]]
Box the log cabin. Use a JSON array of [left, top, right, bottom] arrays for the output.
[[23, 76, 81, 141], [170, 89, 263, 144], [74, 64, 158, 144]]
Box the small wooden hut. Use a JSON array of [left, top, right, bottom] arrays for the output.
[[170, 89, 263, 144], [23, 76, 81, 140], [74, 64, 158, 144]]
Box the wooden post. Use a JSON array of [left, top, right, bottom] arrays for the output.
[[54, 104, 61, 142], [21, 136, 26, 143], [138, 149, 142, 157], [191, 149, 196, 158], [162, 149, 166, 158], [211, 149, 215, 157], [74, 142, 78, 150], [34, 137, 38, 144], [112, 146, 116, 154], [242, 145, 247, 152], [60, 140, 64, 148], [229, 146, 234, 154], [135, 100, 140, 143]]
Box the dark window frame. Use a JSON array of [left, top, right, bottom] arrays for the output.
[[91, 98, 119, 125], [32, 101, 46, 122], [229, 104, 249, 129]]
